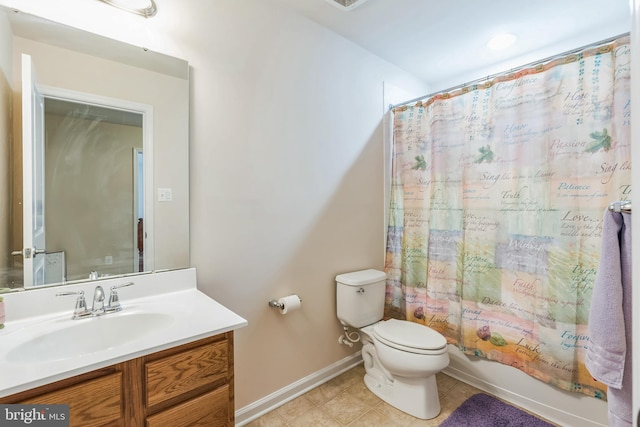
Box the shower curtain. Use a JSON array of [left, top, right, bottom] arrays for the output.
[[385, 36, 631, 398]]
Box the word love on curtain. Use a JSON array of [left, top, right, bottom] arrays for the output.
[[385, 36, 630, 399]]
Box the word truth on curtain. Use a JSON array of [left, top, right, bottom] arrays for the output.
[[385, 36, 630, 399]]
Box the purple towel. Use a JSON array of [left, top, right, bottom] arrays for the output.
[[585, 210, 632, 427]]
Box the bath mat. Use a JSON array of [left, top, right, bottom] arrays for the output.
[[439, 393, 555, 427]]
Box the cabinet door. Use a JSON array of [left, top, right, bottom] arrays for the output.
[[146, 340, 228, 407], [146, 385, 230, 427], [20, 373, 122, 427]]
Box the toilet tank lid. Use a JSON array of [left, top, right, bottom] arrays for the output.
[[336, 269, 386, 286]]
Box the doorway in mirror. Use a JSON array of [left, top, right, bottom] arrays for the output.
[[14, 54, 154, 288]]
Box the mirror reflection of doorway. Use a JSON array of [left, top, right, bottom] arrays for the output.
[[43, 97, 144, 283]]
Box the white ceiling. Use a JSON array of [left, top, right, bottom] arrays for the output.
[[271, 0, 631, 92]]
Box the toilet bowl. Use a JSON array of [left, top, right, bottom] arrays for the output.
[[335, 269, 450, 420], [360, 319, 449, 419]]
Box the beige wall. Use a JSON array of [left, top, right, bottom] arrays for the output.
[[175, 2, 427, 408]]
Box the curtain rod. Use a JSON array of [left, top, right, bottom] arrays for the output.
[[389, 32, 630, 111]]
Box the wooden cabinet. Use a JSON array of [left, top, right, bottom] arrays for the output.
[[0, 332, 235, 427], [146, 387, 229, 427], [22, 372, 123, 427]]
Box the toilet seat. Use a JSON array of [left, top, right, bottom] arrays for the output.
[[373, 319, 447, 355]]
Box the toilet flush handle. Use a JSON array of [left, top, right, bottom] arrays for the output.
[[357, 288, 365, 293]]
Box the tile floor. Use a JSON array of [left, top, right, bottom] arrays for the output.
[[245, 364, 559, 426]]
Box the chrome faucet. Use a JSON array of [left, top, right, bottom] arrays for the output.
[[92, 285, 105, 314], [58, 282, 135, 320]]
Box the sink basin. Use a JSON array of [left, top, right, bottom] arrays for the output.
[[6, 311, 174, 363]]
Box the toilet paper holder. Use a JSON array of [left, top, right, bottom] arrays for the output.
[[268, 299, 284, 309], [268, 297, 302, 310]]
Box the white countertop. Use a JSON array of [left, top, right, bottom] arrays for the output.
[[0, 268, 247, 397]]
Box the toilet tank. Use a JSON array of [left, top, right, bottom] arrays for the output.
[[336, 269, 386, 328]]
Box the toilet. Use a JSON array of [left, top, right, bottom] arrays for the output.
[[336, 269, 449, 420]]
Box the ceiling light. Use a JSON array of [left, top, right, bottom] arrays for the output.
[[325, 0, 370, 11], [487, 33, 517, 50], [98, 0, 157, 17]]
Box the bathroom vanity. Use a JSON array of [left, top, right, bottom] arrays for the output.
[[1, 333, 233, 426], [0, 268, 247, 427]]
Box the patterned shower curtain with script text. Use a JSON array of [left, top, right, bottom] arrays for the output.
[[384, 36, 630, 398]]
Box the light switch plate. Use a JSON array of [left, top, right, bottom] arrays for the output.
[[157, 188, 173, 202]]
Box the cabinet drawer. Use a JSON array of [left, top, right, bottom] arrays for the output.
[[146, 385, 229, 427], [20, 372, 122, 427], [146, 339, 228, 407]]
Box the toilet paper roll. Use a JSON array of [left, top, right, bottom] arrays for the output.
[[278, 294, 301, 314]]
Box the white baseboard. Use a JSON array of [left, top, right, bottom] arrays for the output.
[[235, 352, 364, 426], [443, 365, 607, 427]]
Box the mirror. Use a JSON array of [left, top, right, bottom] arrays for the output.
[[0, 6, 190, 290]]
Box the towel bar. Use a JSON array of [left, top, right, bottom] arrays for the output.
[[608, 201, 632, 213]]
